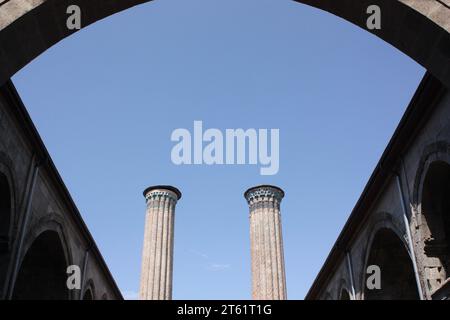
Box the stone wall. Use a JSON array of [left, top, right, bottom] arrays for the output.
[[0, 1, 449, 88], [308, 73, 450, 300], [0, 80, 122, 300]]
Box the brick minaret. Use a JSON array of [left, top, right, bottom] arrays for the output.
[[244, 185, 287, 300], [139, 185, 181, 300]]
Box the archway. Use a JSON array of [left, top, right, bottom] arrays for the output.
[[12, 231, 69, 300], [82, 289, 93, 300], [421, 161, 450, 288], [0, 172, 11, 253], [364, 228, 419, 300], [0, 0, 449, 301], [0, 1, 449, 88]]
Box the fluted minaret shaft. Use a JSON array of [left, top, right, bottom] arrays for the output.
[[245, 185, 287, 300], [139, 186, 181, 300]]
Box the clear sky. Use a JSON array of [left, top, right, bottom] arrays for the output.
[[12, 0, 424, 299]]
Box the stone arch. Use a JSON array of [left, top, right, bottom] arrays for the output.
[[82, 288, 93, 300], [0, 152, 16, 253], [12, 230, 70, 299], [21, 215, 73, 269], [0, 0, 449, 88], [414, 145, 450, 294], [363, 227, 419, 300], [413, 141, 450, 203], [82, 279, 96, 300], [357, 212, 406, 293], [10, 215, 75, 299], [0, 152, 18, 299]]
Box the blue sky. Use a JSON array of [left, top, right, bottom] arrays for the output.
[[12, 0, 424, 299]]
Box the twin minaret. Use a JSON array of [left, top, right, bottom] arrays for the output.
[[244, 185, 287, 300], [139, 184, 287, 300], [139, 186, 181, 300]]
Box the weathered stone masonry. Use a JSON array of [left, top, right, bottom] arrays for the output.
[[0, 80, 122, 300], [245, 185, 287, 300], [306, 73, 450, 300], [1, 0, 450, 301], [139, 186, 181, 300]]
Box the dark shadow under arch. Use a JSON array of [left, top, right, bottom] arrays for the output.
[[340, 288, 351, 300], [364, 228, 419, 300], [82, 279, 96, 300], [12, 230, 69, 300], [82, 289, 93, 300], [0, 171, 12, 297], [0, 172, 11, 253], [421, 161, 450, 282]]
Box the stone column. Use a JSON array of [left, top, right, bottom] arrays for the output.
[[244, 185, 287, 300], [139, 185, 181, 300]]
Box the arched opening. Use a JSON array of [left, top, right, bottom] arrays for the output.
[[82, 289, 93, 300], [421, 161, 450, 289], [0, 172, 11, 253], [12, 231, 69, 300], [0, 1, 449, 88], [364, 228, 419, 300], [340, 288, 351, 300], [0, 0, 446, 302]]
